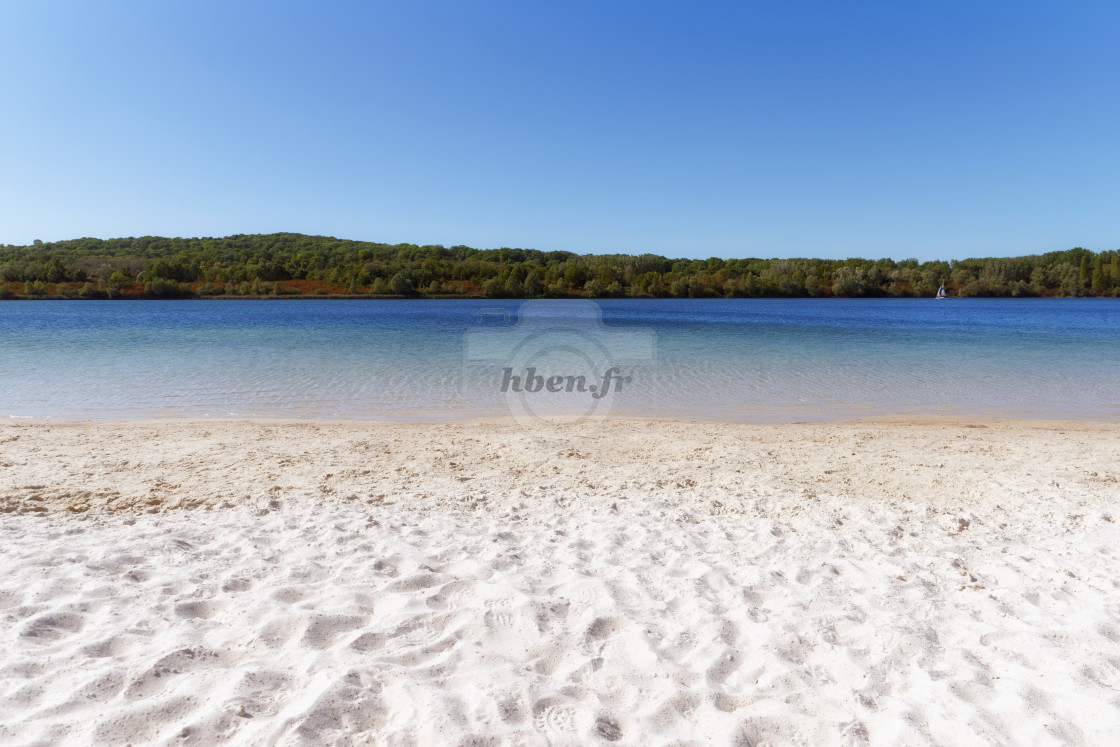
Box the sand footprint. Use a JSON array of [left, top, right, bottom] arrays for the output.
[[586, 616, 625, 641], [1087, 659, 1120, 691], [483, 592, 517, 610], [73, 669, 128, 704], [351, 614, 452, 657], [426, 579, 473, 609], [839, 718, 871, 746], [81, 634, 134, 658], [301, 614, 368, 650], [224, 669, 294, 718], [0, 589, 25, 610], [221, 577, 253, 592], [484, 608, 516, 630], [256, 614, 306, 649], [369, 559, 400, 577], [533, 697, 590, 740], [949, 680, 996, 706], [21, 611, 85, 641], [125, 647, 232, 699], [551, 579, 614, 631], [271, 586, 306, 604], [387, 572, 444, 592], [594, 715, 624, 742], [174, 599, 226, 619], [394, 624, 448, 652], [706, 648, 743, 685]]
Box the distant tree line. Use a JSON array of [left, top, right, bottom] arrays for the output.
[[0, 233, 1118, 299]]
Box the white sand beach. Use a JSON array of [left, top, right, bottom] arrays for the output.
[[1, 418, 1119, 745]]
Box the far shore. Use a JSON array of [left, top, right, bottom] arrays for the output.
[[3, 293, 1114, 301]]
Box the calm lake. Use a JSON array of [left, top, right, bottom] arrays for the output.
[[1, 299, 1117, 422]]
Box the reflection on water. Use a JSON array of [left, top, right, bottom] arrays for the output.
[[0, 298, 1117, 422]]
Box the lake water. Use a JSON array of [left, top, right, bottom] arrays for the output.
[[1, 299, 1117, 422]]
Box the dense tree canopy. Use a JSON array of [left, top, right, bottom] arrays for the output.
[[0, 233, 1117, 299]]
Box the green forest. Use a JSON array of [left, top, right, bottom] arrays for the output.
[[1, 233, 1118, 299]]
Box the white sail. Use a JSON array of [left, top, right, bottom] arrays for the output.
[[936, 285, 947, 298]]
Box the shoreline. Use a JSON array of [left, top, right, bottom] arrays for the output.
[[6, 411, 1119, 429]]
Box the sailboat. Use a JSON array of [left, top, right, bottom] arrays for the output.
[[936, 284, 948, 299]]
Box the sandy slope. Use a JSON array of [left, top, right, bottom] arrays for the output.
[[1, 418, 1119, 745]]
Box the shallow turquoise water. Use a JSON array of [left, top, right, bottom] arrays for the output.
[[0, 299, 1117, 422]]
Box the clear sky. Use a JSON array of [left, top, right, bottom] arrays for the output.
[[1, 1, 1117, 261]]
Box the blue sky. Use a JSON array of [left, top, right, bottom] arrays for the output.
[[1, 1, 1116, 261]]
